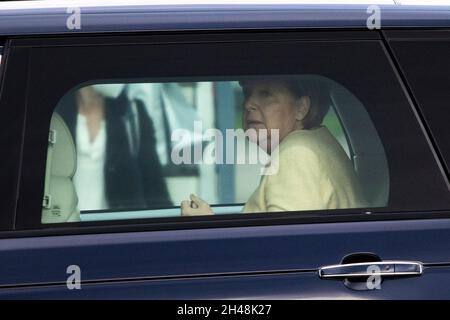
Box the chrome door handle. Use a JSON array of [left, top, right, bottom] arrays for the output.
[[318, 261, 423, 279]]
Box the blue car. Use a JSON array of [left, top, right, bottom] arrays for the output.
[[0, 0, 450, 299]]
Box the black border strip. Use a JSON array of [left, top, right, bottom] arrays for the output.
[[9, 28, 380, 48], [3, 209, 450, 240]]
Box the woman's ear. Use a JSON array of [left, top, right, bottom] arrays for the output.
[[295, 96, 310, 121]]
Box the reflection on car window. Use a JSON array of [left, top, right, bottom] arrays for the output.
[[42, 75, 388, 224]]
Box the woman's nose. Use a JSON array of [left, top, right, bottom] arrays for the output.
[[244, 98, 258, 111]]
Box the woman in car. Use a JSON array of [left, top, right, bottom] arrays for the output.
[[181, 75, 367, 215]]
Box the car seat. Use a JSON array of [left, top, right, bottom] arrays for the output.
[[41, 112, 81, 223], [329, 83, 390, 208]]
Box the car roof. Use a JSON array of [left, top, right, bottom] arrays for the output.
[[1, 0, 450, 36]]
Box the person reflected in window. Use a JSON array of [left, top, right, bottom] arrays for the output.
[[181, 76, 367, 215], [57, 84, 171, 211]]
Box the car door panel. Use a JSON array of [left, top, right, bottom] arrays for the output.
[[0, 262, 449, 299], [0, 217, 449, 298]]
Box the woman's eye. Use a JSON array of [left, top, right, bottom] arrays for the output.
[[259, 89, 272, 98]]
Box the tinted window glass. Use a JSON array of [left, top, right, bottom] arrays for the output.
[[387, 31, 450, 176], [46, 76, 368, 223], [16, 34, 450, 228]]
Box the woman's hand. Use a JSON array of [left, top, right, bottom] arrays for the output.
[[181, 194, 213, 216]]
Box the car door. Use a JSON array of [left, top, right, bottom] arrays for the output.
[[0, 29, 450, 299]]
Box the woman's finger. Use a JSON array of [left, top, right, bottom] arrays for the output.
[[181, 200, 191, 211], [191, 201, 199, 209], [190, 194, 205, 205], [181, 195, 213, 216]]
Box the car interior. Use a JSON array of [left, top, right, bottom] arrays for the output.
[[42, 113, 81, 223], [43, 76, 390, 223]]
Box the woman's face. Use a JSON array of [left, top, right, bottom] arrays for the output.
[[242, 80, 304, 150]]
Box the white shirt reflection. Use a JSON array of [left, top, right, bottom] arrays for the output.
[[73, 113, 108, 211]]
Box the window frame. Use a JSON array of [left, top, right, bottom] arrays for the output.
[[0, 39, 28, 232], [10, 29, 450, 237]]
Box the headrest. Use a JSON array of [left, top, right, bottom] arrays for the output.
[[49, 113, 77, 177]]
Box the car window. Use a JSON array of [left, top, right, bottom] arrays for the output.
[[47, 77, 363, 223], [386, 30, 450, 178], [14, 33, 450, 228]]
